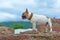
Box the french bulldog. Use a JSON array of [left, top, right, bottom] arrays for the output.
[[22, 9, 52, 32]]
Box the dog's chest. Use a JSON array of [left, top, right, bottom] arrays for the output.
[[31, 14, 48, 25]]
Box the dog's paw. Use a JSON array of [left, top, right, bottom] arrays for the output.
[[50, 29, 52, 32], [32, 29, 37, 32]]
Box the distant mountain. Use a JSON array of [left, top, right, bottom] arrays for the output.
[[0, 21, 32, 29]]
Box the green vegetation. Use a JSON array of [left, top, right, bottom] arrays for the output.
[[0, 21, 32, 29], [12, 23, 25, 29], [0, 23, 3, 26]]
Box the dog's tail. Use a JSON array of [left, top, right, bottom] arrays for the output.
[[48, 18, 52, 32]]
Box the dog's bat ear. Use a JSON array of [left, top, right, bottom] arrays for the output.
[[26, 8, 28, 13]]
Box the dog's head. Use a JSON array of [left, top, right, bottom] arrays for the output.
[[22, 9, 29, 19]]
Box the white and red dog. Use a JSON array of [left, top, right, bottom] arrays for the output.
[[22, 9, 52, 32]]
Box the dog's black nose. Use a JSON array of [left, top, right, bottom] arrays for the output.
[[22, 16, 26, 19]]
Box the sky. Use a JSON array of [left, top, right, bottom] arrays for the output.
[[0, 0, 60, 22]]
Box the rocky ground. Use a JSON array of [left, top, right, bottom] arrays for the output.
[[0, 29, 60, 40]]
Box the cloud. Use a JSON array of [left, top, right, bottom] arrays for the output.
[[0, 0, 37, 10], [36, 0, 60, 14], [0, 0, 60, 12], [12, 0, 37, 11], [0, 1, 13, 8], [53, 0, 60, 9], [0, 12, 17, 22], [1, 13, 16, 18], [19, 0, 36, 5]]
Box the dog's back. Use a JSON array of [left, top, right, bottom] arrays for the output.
[[31, 14, 49, 25]]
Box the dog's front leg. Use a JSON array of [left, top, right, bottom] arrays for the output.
[[32, 23, 37, 31]]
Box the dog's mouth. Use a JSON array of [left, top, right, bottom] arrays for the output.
[[22, 16, 26, 19]]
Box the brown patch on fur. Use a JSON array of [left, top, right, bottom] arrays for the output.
[[23, 9, 28, 17], [22, 9, 29, 19], [28, 13, 33, 20], [23, 12, 28, 16]]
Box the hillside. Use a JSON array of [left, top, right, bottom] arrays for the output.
[[0, 21, 32, 29]]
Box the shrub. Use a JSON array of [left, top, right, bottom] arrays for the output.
[[12, 23, 24, 29]]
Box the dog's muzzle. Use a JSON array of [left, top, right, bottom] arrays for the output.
[[22, 15, 26, 19]]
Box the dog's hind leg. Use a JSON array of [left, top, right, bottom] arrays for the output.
[[45, 22, 49, 32], [48, 18, 52, 32]]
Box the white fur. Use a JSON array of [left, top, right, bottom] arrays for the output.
[[28, 13, 52, 32]]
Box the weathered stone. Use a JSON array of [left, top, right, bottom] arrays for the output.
[[0, 26, 14, 35]]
